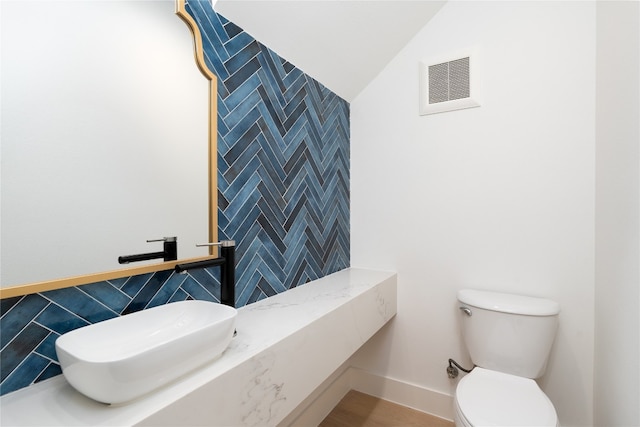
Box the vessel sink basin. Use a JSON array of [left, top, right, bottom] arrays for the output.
[[55, 300, 236, 404]]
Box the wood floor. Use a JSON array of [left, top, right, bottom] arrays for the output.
[[319, 390, 454, 427]]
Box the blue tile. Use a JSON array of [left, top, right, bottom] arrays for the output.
[[257, 277, 277, 298], [0, 296, 21, 316], [225, 40, 261, 75], [123, 270, 172, 314], [257, 214, 287, 253], [224, 127, 261, 180], [180, 276, 216, 302], [35, 362, 62, 383], [283, 85, 309, 118], [282, 60, 295, 74], [257, 195, 286, 236], [246, 286, 265, 305], [225, 57, 261, 94], [224, 166, 261, 210], [78, 281, 130, 314], [223, 73, 262, 113], [35, 303, 90, 335], [1, 323, 49, 382], [42, 287, 113, 324], [256, 86, 286, 131], [225, 190, 261, 234], [223, 20, 242, 39], [223, 32, 257, 59], [0, 353, 50, 395], [290, 259, 310, 289], [255, 130, 287, 182], [168, 288, 189, 303], [186, 268, 218, 292], [120, 273, 153, 298], [0, 294, 49, 348], [224, 106, 263, 148], [147, 273, 185, 308], [35, 333, 59, 361], [107, 277, 130, 289]]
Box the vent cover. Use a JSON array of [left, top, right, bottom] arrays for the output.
[[419, 50, 481, 115]]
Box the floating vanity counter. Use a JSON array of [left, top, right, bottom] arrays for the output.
[[0, 268, 397, 426]]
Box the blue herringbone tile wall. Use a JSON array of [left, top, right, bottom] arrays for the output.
[[186, 0, 350, 305], [0, 0, 349, 396]]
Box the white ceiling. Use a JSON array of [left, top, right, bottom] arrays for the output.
[[214, 1, 446, 102]]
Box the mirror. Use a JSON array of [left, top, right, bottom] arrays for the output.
[[0, 0, 217, 295]]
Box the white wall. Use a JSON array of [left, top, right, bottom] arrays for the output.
[[594, 2, 640, 426], [350, 2, 596, 426]]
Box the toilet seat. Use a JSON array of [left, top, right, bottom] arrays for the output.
[[455, 368, 558, 427]]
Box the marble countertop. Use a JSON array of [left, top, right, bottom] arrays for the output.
[[1, 268, 397, 427]]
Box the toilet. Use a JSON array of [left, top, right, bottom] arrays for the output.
[[455, 289, 560, 427]]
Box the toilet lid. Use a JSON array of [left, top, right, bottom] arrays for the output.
[[456, 368, 558, 427]]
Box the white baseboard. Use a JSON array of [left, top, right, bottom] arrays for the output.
[[282, 367, 454, 426], [350, 368, 454, 422]]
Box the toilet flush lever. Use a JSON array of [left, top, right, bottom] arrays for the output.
[[459, 306, 472, 316]]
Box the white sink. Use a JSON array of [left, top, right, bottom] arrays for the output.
[[55, 300, 236, 404]]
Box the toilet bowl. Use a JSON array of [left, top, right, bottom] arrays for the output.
[[454, 368, 558, 427]]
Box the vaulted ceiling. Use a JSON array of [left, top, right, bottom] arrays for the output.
[[214, 1, 446, 102]]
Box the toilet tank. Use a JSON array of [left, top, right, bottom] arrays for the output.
[[458, 289, 560, 379]]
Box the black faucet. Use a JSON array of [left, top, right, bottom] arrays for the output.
[[175, 240, 235, 308], [118, 237, 178, 264]]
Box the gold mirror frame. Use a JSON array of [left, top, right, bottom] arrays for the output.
[[0, 0, 217, 300]]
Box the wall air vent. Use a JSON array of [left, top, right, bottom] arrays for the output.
[[419, 49, 481, 116]]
